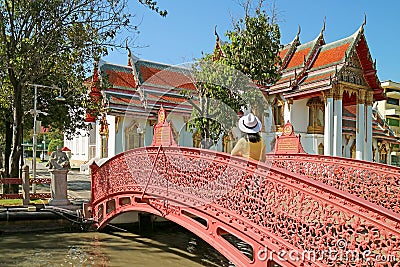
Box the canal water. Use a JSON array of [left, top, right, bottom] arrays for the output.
[[0, 223, 233, 267]]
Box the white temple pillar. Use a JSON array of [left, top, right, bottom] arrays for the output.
[[364, 92, 373, 161], [323, 91, 334, 156], [333, 90, 343, 157], [356, 91, 365, 160], [283, 98, 293, 123], [343, 135, 350, 158]]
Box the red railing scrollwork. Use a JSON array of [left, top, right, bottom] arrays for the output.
[[91, 147, 400, 267]]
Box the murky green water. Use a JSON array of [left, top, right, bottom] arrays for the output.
[[0, 223, 231, 267]]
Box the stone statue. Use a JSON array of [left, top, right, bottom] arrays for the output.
[[47, 146, 70, 170]]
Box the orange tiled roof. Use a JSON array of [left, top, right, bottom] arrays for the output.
[[106, 70, 136, 88], [139, 65, 195, 90], [279, 48, 289, 61], [286, 47, 310, 69], [302, 70, 335, 85], [311, 43, 350, 69]]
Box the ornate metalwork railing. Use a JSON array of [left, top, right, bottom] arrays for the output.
[[0, 177, 51, 199], [91, 147, 400, 266], [266, 153, 400, 214]]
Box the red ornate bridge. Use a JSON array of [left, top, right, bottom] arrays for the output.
[[90, 145, 400, 266]]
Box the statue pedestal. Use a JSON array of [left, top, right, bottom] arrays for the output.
[[49, 169, 70, 206]]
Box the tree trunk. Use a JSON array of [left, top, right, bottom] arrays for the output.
[[4, 115, 12, 176], [9, 85, 23, 193]]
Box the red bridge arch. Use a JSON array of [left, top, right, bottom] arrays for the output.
[[90, 146, 400, 267]]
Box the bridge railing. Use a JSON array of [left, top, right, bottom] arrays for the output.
[[91, 147, 400, 266], [266, 153, 400, 214], [0, 177, 51, 199]]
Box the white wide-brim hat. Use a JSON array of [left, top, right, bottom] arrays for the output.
[[238, 113, 262, 134]]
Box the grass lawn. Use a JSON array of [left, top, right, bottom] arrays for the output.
[[0, 198, 49, 206]]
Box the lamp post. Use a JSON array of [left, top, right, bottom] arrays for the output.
[[28, 84, 65, 183]]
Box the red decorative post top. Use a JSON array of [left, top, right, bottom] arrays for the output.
[[86, 62, 102, 123], [151, 106, 177, 146], [273, 121, 306, 154]]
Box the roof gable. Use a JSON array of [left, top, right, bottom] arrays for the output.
[[271, 21, 383, 101], [97, 59, 195, 117]]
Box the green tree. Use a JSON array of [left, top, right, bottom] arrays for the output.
[[185, 1, 281, 148], [224, 3, 281, 86], [47, 139, 64, 154], [223, 1, 281, 117], [183, 56, 248, 148], [0, 0, 166, 182]]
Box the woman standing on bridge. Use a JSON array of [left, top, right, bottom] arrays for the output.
[[231, 113, 266, 162]]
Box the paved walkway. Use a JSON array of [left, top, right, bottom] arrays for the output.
[[24, 159, 91, 205]]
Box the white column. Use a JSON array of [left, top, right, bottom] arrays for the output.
[[333, 92, 343, 157], [283, 99, 292, 123], [324, 92, 334, 156], [356, 91, 365, 160], [364, 98, 373, 161], [107, 115, 116, 158], [343, 136, 350, 158]]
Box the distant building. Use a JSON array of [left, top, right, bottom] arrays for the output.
[[65, 57, 199, 168], [377, 80, 400, 165]]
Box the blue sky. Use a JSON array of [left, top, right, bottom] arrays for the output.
[[104, 0, 400, 82]]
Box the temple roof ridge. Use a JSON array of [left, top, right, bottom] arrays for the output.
[[279, 25, 301, 70], [213, 25, 226, 61], [100, 60, 131, 69]]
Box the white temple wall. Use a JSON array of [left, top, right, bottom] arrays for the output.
[[106, 115, 116, 158], [95, 120, 102, 158], [64, 129, 90, 163], [263, 105, 273, 134], [263, 132, 278, 153], [291, 99, 308, 134], [300, 134, 324, 155]]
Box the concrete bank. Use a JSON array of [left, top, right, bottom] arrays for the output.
[[0, 204, 94, 233], [0, 160, 94, 233]]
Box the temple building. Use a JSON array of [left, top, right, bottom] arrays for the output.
[[263, 19, 399, 163], [65, 20, 399, 168], [65, 54, 198, 168]]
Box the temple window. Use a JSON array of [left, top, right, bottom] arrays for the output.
[[125, 121, 144, 150], [318, 143, 324, 155], [222, 133, 234, 153], [379, 143, 388, 164], [387, 97, 400, 106], [307, 97, 324, 134], [272, 97, 284, 130], [350, 141, 356, 159], [193, 131, 201, 148]]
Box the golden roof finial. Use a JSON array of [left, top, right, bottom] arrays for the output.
[[362, 13, 367, 27]]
